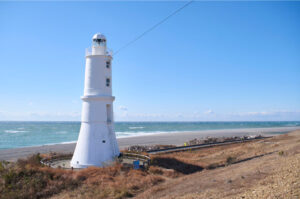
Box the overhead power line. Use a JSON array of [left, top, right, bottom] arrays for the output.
[[113, 0, 194, 56]]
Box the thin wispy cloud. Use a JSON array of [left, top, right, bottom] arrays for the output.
[[204, 109, 214, 115], [119, 106, 128, 111]]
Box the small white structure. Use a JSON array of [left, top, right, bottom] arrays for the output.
[[71, 33, 120, 168]]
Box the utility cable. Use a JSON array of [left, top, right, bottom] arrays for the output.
[[113, 0, 194, 56]]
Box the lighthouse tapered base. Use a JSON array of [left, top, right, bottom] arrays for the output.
[[70, 122, 119, 168]]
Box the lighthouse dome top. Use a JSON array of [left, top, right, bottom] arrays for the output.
[[92, 33, 106, 41]]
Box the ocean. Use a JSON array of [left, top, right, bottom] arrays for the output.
[[0, 121, 299, 150]]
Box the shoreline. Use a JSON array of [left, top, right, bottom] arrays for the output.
[[0, 126, 300, 162]]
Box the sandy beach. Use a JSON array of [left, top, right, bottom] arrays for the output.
[[1, 126, 299, 162]]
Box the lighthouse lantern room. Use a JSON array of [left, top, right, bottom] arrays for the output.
[[71, 33, 120, 168]]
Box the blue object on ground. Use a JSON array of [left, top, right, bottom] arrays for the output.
[[133, 160, 140, 169]]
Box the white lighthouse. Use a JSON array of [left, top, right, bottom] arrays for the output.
[[71, 33, 120, 168]]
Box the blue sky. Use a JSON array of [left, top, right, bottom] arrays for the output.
[[0, 1, 299, 121]]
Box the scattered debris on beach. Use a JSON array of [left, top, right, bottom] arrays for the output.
[[187, 135, 264, 145], [126, 145, 177, 152], [126, 135, 265, 153]]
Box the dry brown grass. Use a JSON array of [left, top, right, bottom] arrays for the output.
[[55, 165, 165, 199], [0, 154, 165, 199], [149, 166, 179, 178], [0, 154, 81, 199]]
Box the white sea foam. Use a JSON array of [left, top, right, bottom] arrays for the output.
[[116, 126, 300, 139], [128, 127, 144, 129], [57, 141, 77, 144], [13, 141, 78, 148], [56, 131, 68, 134], [116, 131, 181, 138], [4, 130, 28, 134], [41, 141, 77, 146]]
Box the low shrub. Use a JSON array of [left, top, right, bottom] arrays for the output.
[[17, 153, 42, 168], [226, 156, 236, 165]]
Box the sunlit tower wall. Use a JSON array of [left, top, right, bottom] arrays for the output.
[[71, 33, 120, 168]]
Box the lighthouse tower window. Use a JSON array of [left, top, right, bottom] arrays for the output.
[[106, 61, 110, 69], [106, 78, 110, 87]]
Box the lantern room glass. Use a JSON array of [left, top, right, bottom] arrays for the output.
[[92, 39, 106, 47]]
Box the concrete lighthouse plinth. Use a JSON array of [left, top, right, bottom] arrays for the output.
[[71, 33, 120, 168]]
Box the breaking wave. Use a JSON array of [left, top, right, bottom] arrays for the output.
[[128, 127, 144, 130], [4, 130, 28, 134]]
